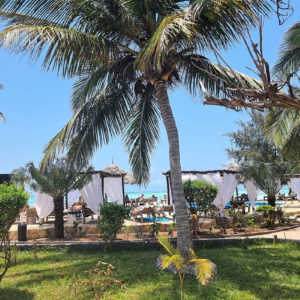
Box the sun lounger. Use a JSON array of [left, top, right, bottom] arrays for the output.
[[26, 207, 38, 224]]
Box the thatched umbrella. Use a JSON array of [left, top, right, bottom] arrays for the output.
[[102, 163, 136, 184], [124, 173, 137, 185], [102, 163, 127, 176], [225, 163, 241, 172]]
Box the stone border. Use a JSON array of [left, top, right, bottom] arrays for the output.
[[217, 223, 300, 238], [12, 235, 300, 251]]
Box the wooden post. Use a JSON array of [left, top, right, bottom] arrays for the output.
[[273, 235, 278, 245], [101, 172, 105, 204], [166, 175, 170, 205], [122, 176, 125, 206]]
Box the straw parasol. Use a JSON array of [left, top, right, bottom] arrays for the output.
[[225, 163, 241, 172], [102, 163, 136, 184]]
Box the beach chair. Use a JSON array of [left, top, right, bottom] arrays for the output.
[[82, 207, 95, 224], [134, 207, 153, 222], [26, 207, 38, 224], [163, 205, 175, 221]]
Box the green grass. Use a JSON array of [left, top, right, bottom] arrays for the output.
[[1, 241, 300, 299]]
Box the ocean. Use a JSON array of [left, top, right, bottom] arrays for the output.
[[27, 185, 292, 206]]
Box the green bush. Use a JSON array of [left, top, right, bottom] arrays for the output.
[[183, 180, 218, 208], [0, 183, 29, 283], [98, 203, 130, 242], [0, 183, 29, 237], [256, 205, 275, 229]]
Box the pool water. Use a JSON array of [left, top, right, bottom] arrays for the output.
[[224, 201, 285, 208], [135, 217, 171, 222]]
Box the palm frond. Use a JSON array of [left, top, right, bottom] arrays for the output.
[[160, 254, 173, 269], [274, 22, 300, 76], [189, 0, 270, 49], [136, 11, 198, 71], [42, 85, 132, 168], [0, 24, 115, 77], [180, 55, 261, 97], [157, 236, 178, 256], [170, 254, 185, 271], [123, 82, 160, 185], [189, 258, 214, 285]]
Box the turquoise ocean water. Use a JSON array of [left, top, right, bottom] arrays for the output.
[[27, 185, 291, 207]]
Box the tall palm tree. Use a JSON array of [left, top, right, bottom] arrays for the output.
[[0, 0, 269, 258], [27, 159, 93, 238]]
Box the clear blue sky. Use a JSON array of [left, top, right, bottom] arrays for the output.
[[0, 5, 299, 193]]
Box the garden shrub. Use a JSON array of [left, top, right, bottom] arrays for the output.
[[183, 180, 218, 230], [0, 183, 28, 282], [256, 205, 275, 229], [98, 203, 130, 242]]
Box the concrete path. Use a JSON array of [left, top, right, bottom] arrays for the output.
[[249, 225, 300, 240]]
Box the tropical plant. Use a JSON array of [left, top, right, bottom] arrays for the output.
[[0, 0, 270, 259], [226, 111, 281, 164], [242, 160, 292, 207], [157, 236, 214, 300], [98, 203, 130, 243], [167, 222, 176, 238], [226, 111, 295, 206], [0, 183, 29, 283], [274, 21, 300, 79], [26, 158, 93, 238], [264, 22, 300, 160], [183, 179, 217, 215], [256, 205, 276, 229], [71, 260, 126, 300]]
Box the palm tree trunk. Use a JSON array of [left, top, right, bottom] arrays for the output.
[[268, 195, 276, 207], [155, 80, 192, 260], [53, 196, 64, 238]]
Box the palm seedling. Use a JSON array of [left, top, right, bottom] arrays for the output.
[[157, 236, 214, 300]]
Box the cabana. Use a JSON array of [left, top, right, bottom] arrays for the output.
[[163, 168, 261, 214], [34, 164, 135, 221]]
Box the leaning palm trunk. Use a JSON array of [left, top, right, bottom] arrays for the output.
[[53, 196, 64, 239], [155, 80, 192, 260]]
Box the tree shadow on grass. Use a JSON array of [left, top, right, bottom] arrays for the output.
[[0, 287, 34, 300]]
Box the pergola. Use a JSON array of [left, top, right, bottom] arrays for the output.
[[29, 164, 135, 220], [163, 167, 300, 212]]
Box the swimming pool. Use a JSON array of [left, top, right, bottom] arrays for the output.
[[135, 217, 172, 222], [224, 201, 285, 208]]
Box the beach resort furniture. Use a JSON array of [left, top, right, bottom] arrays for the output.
[[26, 207, 38, 224], [133, 207, 154, 222], [82, 206, 95, 224], [215, 216, 229, 234], [162, 205, 175, 221]]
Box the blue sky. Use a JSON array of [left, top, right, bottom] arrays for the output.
[[0, 4, 299, 193]]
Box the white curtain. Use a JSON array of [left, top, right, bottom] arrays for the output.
[[80, 173, 103, 214], [214, 173, 238, 211], [244, 181, 259, 210], [288, 178, 300, 200], [202, 173, 222, 189], [67, 189, 81, 206], [35, 191, 54, 219], [104, 177, 123, 205]]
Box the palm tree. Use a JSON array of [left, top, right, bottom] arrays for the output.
[[0, 0, 269, 258], [27, 159, 93, 238], [265, 22, 300, 159]]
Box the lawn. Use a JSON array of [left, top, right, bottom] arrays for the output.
[[0, 241, 300, 300]]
